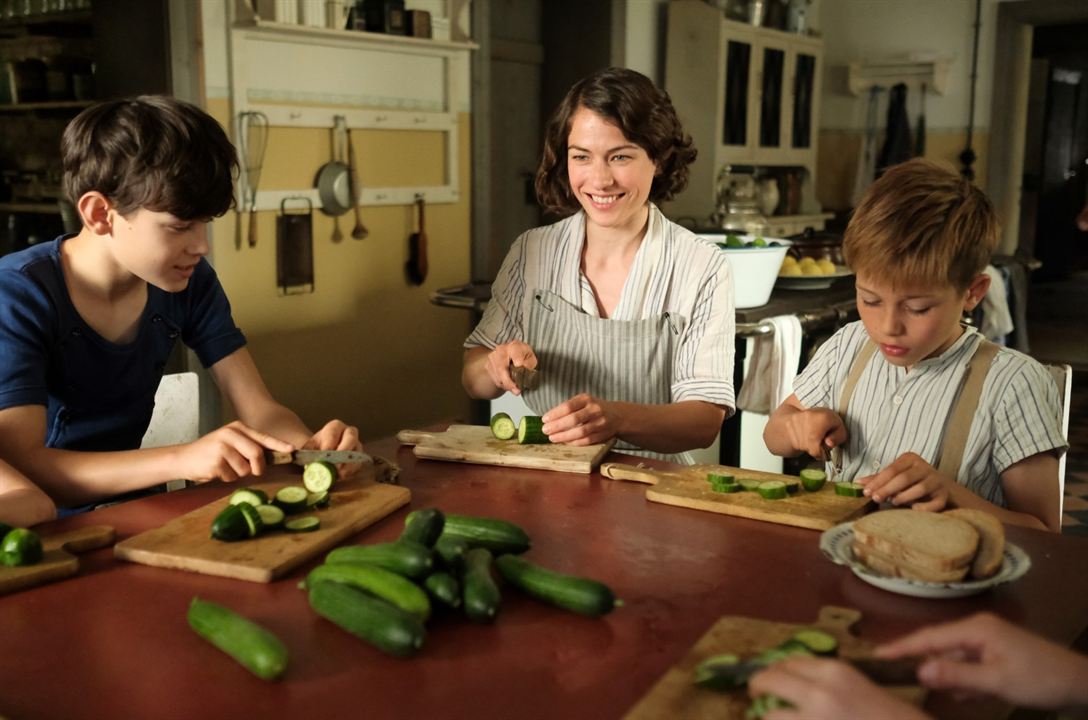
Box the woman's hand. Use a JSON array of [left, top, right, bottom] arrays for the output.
[[541, 393, 620, 445], [784, 407, 848, 459], [484, 342, 538, 396], [859, 452, 952, 510], [748, 656, 930, 720], [304, 419, 364, 480], [180, 420, 294, 483]]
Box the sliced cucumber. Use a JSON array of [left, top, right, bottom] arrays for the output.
[[255, 504, 285, 530], [274, 486, 309, 514], [306, 490, 330, 509], [800, 468, 827, 492], [517, 416, 549, 444], [0, 527, 43, 566], [756, 481, 788, 500], [834, 482, 866, 497], [210, 504, 251, 542], [302, 461, 337, 493], [693, 654, 745, 691], [747, 694, 794, 719], [229, 488, 269, 508], [490, 412, 517, 440], [738, 478, 763, 492], [284, 516, 321, 533], [237, 502, 264, 537], [707, 472, 736, 485], [789, 628, 838, 656], [710, 482, 742, 494], [782, 477, 801, 494]]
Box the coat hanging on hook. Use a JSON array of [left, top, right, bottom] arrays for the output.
[[914, 81, 927, 157], [877, 83, 913, 175]]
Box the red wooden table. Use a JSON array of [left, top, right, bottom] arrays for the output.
[[1, 434, 1086, 720]]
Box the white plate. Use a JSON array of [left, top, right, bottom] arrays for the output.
[[776, 267, 854, 290], [819, 521, 1031, 599]]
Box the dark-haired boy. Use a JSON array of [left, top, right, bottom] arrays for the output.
[[764, 159, 1066, 531], [0, 96, 361, 510]]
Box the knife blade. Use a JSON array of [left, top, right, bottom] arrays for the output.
[[822, 443, 843, 484], [697, 654, 921, 690], [508, 362, 540, 392], [266, 449, 369, 466]]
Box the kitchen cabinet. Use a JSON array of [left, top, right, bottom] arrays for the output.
[[664, 0, 827, 232]]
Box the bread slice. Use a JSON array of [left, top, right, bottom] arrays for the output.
[[945, 509, 1006, 579], [852, 542, 971, 583], [853, 509, 979, 573]]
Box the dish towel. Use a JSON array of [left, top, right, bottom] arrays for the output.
[[736, 315, 804, 414], [980, 264, 1014, 342]]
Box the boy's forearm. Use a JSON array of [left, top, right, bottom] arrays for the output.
[[764, 405, 802, 456], [235, 402, 312, 448]]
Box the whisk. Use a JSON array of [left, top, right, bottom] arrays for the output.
[[237, 111, 269, 248]]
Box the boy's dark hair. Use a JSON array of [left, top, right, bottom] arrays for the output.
[[843, 158, 1000, 291], [62, 95, 238, 221], [535, 67, 697, 216]]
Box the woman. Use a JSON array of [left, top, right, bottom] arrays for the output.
[[462, 67, 735, 462]]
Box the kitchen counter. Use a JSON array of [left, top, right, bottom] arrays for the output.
[[2, 434, 1087, 720]]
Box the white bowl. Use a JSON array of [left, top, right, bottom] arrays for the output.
[[697, 233, 791, 309]]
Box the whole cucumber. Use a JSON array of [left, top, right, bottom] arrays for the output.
[[407, 511, 530, 555], [398, 507, 445, 547], [423, 571, 461, 609], [308, 580, 426, 658], [187, 597, 288, 681], [495, 554, 618, 617], [325, 541, 435, 579], [461, 548, 501, 624], [304, 563, 431, 622]]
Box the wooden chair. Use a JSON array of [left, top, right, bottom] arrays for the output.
[[140, 372, 200, 492], [1047, 363, 1072, 518]]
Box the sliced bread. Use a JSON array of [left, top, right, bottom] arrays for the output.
[[944, 508, 1006, 579], [853, 509, 979, 573], [851, 542, 971, 583]]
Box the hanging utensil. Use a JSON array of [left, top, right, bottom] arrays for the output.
[[315, 116, 353, 224], [276, 197, 314, 295], [237, 111, 269, 249], [346, 126, 368, 240], [406, 195, 428, 285]]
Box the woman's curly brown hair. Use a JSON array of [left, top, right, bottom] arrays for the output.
[[535, 67, 697, 216]]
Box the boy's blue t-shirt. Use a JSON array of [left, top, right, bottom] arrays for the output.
[[0, 235, 246, 452]]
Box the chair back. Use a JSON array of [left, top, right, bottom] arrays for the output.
[[140, 372, 200, 491], [1046, 363, 1072, 518]]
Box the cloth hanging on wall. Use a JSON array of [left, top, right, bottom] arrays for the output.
[[877, 82, 913, 174], [851, 86, 883, 206], [914, 82, 927, 157]]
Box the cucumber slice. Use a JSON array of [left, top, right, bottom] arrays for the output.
[[0, 527, 43, 566], [693, 653, 745, 691], [490, 412, 517, 440], [285, 516, 321, 533], [799, 468, 827, 492], [302, 461, 337, 493], [255, 504, 285, 530], [517, 416, 549, 444], [229, 488, 268, 508], [211, 504, 251, 542], [834, 482, 866, 497], [707, 472, 736, 485], [738, 478, 762, 492], [782, 477, 801, 494], [756, 481, 788, 500], [237, 502, 264, 538], [710, 480, 741, 494], [306, 490, 330, 509], [274, 486, 309, 514], [790, 628, 838, 656]]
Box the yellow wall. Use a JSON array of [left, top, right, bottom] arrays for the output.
[[206, 98, 474, 442], [815, 129, 991, 213]]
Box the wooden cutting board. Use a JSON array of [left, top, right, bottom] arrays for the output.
[[114, 481, 410, 582], [601, 462, 872, 530], [0, 525, 115, 596], [625, 606, 925, 719], [398, 425, 614, 474]]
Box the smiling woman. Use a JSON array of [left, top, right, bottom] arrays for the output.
[[461, 68, 738, 463]]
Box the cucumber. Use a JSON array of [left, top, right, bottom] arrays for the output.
[[306, 490, 330, 509], [738, 478, 763, 492], [302, 461, 337, 493], [693, 653, 745, 691], [747, 694, 794, 719], [237, 502, 263, 537], [490, 412, 517, 440], [756, 481, 788, 500], [274, 486, 309, 514], [800, 468, 827, 492], [307, 580, 426, 658], [304, 563, 431, 621], [411, 511, 531, 555], [788, 628, 838, 656], [461, 548, 501, 623], [423, 571, 461, 609], [211, 504, 253, 542], [325, 541, 435, 579], [517, 416, 549, 444], [710, 483, 742, 494], [834, 482, 866, 497], [399, 508, 445, 547], [706, 472, 735, 485], [1, 527, 43, 566], [782, 477, 801, 494], [284, 516, 320, 533], [255, 504, 285, 530], [495, 554, 618, 617], [187, 597, 288, 681], [434, 535, 470, 570], [229, 488, 268, 507], [0, 522, 12, 539]]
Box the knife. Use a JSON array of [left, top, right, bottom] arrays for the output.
[[508, 362, 540, 392], [265, 449, 369, 466], [696, 654, 921, 691]]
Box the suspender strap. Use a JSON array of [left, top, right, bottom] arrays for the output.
[[838, 340, 878, 417], [936, 340, 1000, 479]]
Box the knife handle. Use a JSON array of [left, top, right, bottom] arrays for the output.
[[599, 462, 660, 485], [267, 451, 295, 465], [397, 430, 434, 446]]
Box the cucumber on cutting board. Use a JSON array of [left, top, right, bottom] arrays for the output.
[[490, 412, 517, 440], [187, 597, 288, 681], [517, 416, 549, 444]]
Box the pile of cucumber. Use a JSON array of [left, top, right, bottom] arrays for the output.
[[705, 468, 867, 500], [490, 413, 549, 444], [210, 461, 337, 541], [0, 522, 43, 567], [302, 508, 620, 658], [694, 627, 839, 719]]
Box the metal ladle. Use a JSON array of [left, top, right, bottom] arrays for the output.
[[346, 127, 368, 240]]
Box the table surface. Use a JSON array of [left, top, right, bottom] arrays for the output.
[[2, 435, 1087, 720]]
